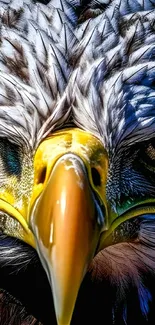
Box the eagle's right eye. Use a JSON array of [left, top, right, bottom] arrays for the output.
[[134, 138, 155, 173], [0, 139, 22, 177]]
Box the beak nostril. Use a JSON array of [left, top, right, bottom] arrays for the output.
[[91, 167, 101, 187], [38, 167, 47, 184]]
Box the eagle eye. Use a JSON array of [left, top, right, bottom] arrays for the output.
[[145, 143, 155, 161], [137, 138, 155, 172], [0, 139, 21, 176], [133, 138, 155, 174]]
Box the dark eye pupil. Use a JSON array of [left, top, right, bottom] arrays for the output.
[[0, 139, 21, 176], [91, 167, 101, 186]]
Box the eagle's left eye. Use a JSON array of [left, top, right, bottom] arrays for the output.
[[138, 139, 155, 172], [145, 143, 155, 161]]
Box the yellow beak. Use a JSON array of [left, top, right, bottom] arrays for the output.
[[30, 153, 104, 325]]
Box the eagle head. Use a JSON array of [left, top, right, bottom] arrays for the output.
[[0, 1, 155, 325]]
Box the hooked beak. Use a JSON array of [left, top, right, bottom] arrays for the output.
[[30, 153, 104, 325]]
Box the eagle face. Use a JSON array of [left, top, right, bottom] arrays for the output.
[[0, 0, 155, 325]]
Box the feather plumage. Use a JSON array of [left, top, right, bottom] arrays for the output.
[[0, 0, 76, 149], [1, 1, 155, 325]]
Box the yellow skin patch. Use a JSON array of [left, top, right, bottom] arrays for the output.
[[0, 152, 34, 247]]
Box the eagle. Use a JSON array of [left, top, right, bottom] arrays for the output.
[[0, 0, 155, 324]]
